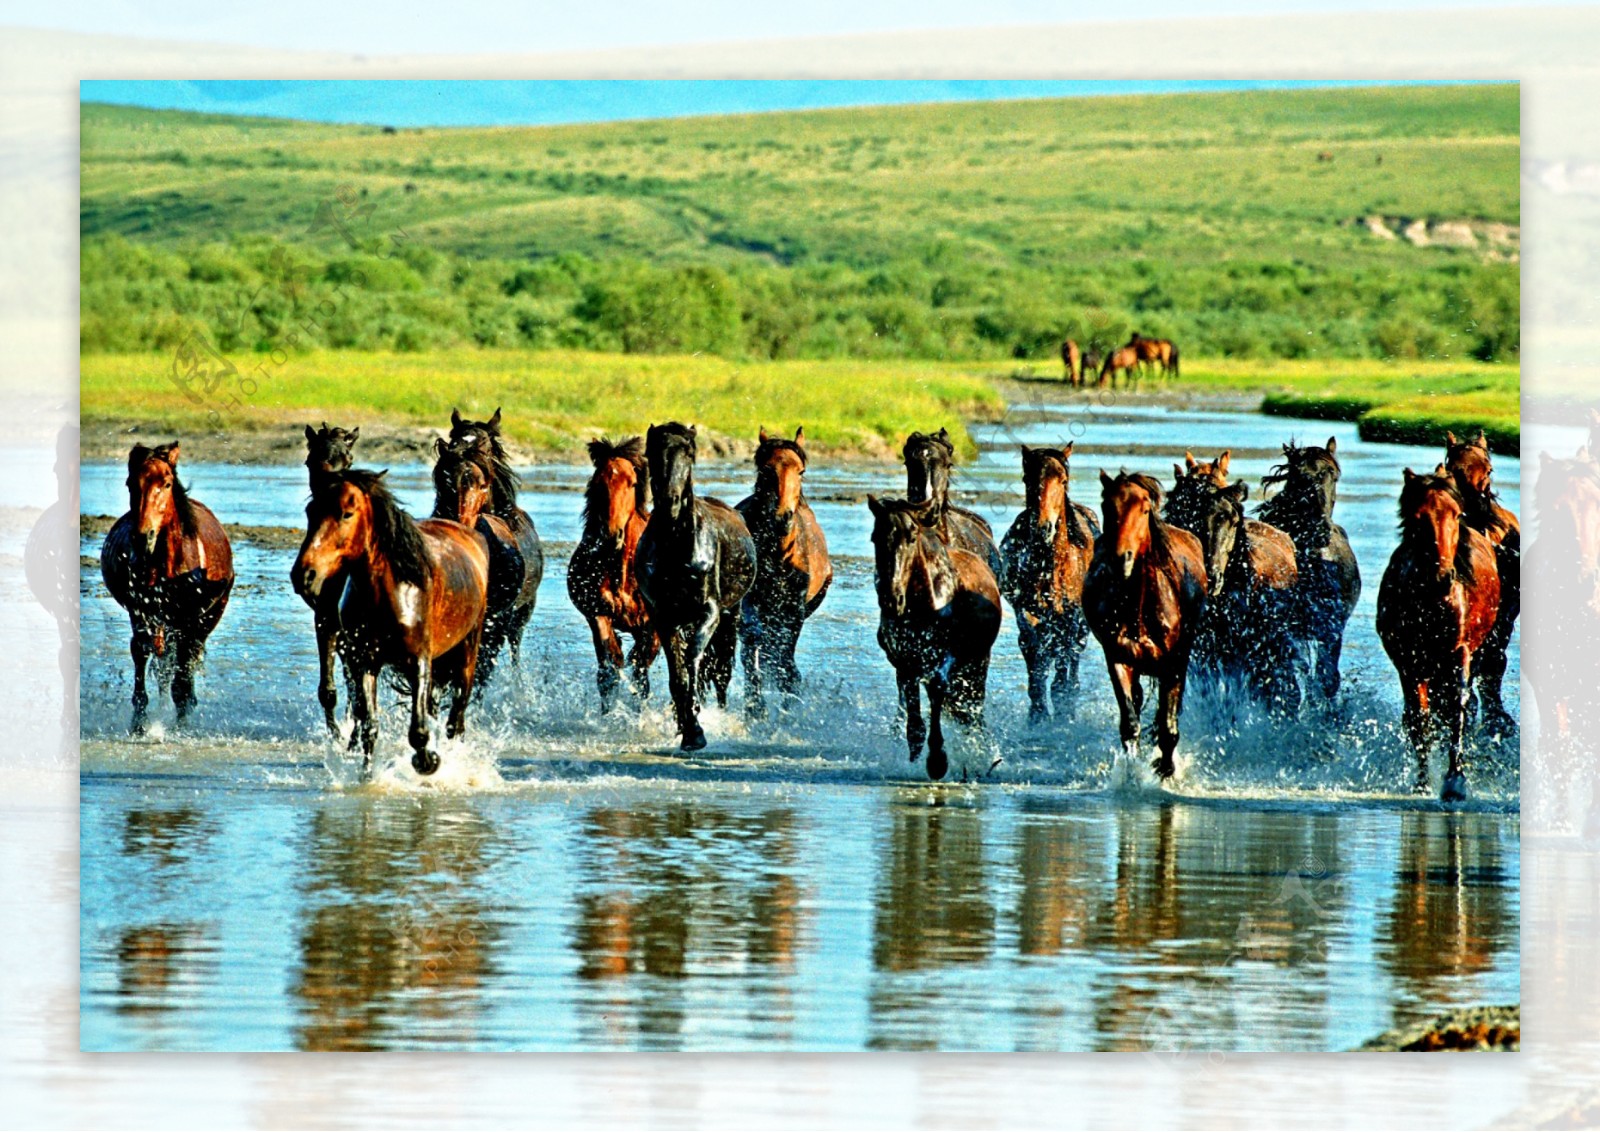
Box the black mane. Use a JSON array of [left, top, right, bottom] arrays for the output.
[[582, 435, 650, 529], [449, 415, 520, 519], [319, 469, 431, 587], [1398, 472, 1477, 584]]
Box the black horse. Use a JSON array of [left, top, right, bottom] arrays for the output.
[[302, 423, 360, 735], [637, 423, 758, 750], [902, 428, 1003, 579], [1258, 437, 1361, 709]]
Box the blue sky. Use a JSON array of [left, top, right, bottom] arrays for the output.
[[81, 79, 1460, 128]]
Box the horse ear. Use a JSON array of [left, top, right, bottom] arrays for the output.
[[163, 442, 180, 466], [1217, 451, 1230, 475], [1100, 469, 1114, 490], [1020, 444, 1032, 458], [1229, 482, 1250, 503], [451, 408, 462, 428], [305, 424, 317, 443], [376, 469, 390, 481], [759, 426, 770, 443], [127, 445, 151, 475], [1325, 437, 1337, 455], [1541, 451, 1554, 467], [936, 427, 949, 442], [1402, 467, 1416, 481], [867, 494, 883, 517], [1589, 409, 1600, 427], [1061, 441, 1073, 458], [1446, 431, 1458, 446], [1173, 463, 1184, 481], [1473, 429, 1487, 449], [489, 408, 502, 429], [794, 426, 804, 447], [433, 437, 446, 457], [1184, 451, 1198, 473], [1435, 462, 1448, 477]]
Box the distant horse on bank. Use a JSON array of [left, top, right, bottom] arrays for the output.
[[302, 423, 360, 735], [100, 443, 235, 733], [1083, 471, 1208, 779], [432, 437, 541, 690], [1130, 333, 1179, 379], [1445, 430, 1520, 736], [292, 469, 489, 776], [568, 436, 659, 712], [1098, 345, 1143, 390], [1377, 468, 1501, 801], [737, 427, 833, 720], [1259, 437, 1361, 709], [999, 444, 1099, 723], [869, 496, 1002, 780], [637, 423, 757, 750], [1060, 339, 1083, 386], [902, 428, 1003, 578]]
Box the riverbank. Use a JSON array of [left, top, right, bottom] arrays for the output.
[[1357, 1004, 1519, 1051], [80, 350, 1519, 463]]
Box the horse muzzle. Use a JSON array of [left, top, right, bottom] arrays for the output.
[[140, 529, 159, 556], [293, 565, 323, 600], [1120, 551, 1136, 579]]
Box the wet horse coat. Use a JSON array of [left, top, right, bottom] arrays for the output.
[[301, 423, 360, 735], [1445, 430, 1520, 735]]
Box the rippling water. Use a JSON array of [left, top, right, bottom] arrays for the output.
[[78, 395, 1523, 1051]]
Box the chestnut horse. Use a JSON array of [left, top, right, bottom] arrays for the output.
[[432, 437, 542, 689], [869, 496, 1002, 780], [999, 443, 1099, 723], [292, 469, 489, 776], [1259, 437, 1361, 708], [1376, 468, 1500, 801], [903, 428, 1003, 579], [1165, 474, 1301, 717], [1098, 344, 1143, 390], [737, 427, 833, 720], [1060, 339, 1083, 386], [1130, 333, 1179, 379], [1083, 471, 1208, 779], [1445, 430, 1520, 736], [302, 423, 360, 735], [637, 423, 757, 751], [567, 436, 659, 712], [100, 443, 235, 733]]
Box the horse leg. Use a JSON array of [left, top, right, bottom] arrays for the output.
[[775, 614, 804, 714], [1106, 658, 1141, 766], [1153, 671, 1185, 780], [171, 634, 202, 727], [899, 667, 926, 763], [314, 604, 340, 738], [129, 623, 154, 734], [1441, 650, 1471, 803], [626, 630, 659, 703], [740, 601, 766, 722], [408, 653, 439, 776], [589, 615, 625, 713], [1019, 619, 1049, 725], [1315, 621, 1345, 707], [353, 668, 379, 777], [1402, 679, 1431, 793], [708, 611, 738, 711], [667, 627, 705, 752], [448, 623, 482, 741], [506, 600, 534, 669], [1474, 616, 1516, 738], [926, 674, 949, 782]]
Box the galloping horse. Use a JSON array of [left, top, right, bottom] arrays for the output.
[[1377, 468, 1501, 801], [999, 444, 1099, 723], [902, 428, 1003, 578], [1259, 437, 1361, 708], [432, 437, 541, 689], [1098, 344, 1143, 390], [869, 496, 1002, 780], [1083, 471, 1208, 779], [292, 469, 489, 776], [1445, 430, 1520, 736], [302, 423, 360, 735], [567, 436, 659, 712], [442, 407, 544, 680], [1165, 475, 1301, 717], [1060, 339, 1083, 386], [100, 443, 235, 733], [636, 423, 757, 750], [737, 427, 833, 719]]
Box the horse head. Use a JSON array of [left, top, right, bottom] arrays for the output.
[[868, 495, 952, 618], [1399, 467, 1466, 585], [584, 435, 648, 545], [304, 422, 359, 480], [448, 407, 518, 516], [903, 428, 955, 507], [754, 426, 808, 518], [1445, 430, 1495, 505], [1536, 450, 1600, 579], [128, 442, 185, 556], [295, 470, 379, 600], [1183, 449, 1231, 487], [1194, 481, 1250, 588], [432, 439, 492, 529], [1021, 443, 1072, 533], [1100, 469, 1163, 579], [647, 422, 698, 522]]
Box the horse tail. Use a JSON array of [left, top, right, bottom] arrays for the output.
[[1171, 343, 1180, 379]]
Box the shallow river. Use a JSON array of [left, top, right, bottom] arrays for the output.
[[78, 394, 1526, 1051]]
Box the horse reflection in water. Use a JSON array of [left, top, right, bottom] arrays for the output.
[[110, 806, 220, 1019], [291, 801, 498, 1052]]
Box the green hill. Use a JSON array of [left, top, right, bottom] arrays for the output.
[[80, 84, 1519, 363]]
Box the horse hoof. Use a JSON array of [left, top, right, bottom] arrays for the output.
[[412, 749, 441, 776], [680, 729, 707, 752], [1441, 772, 1469, 804], [1151, 757, 1176, 781], [926, 750, 949, 781]]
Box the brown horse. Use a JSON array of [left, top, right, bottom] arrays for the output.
[[1060, 339, 1083, 386], [1445, 430, 1520, 736], [1098, 345, 1143, 390], [868, 496, 1002, 780], [1083, 471, 1208, 779], [1259, 437, 1361, 708], [1377, 468, 1501, 800], [567, 437, 659, 712], [636, 422, 758, 751], [100, 443, 235, 733], [1178, 449, 1230, 488], [902, 428, 1003, 579], [737, 427, 833, 720], [1130, 333, 1179, 379], [292, 469, 489, 776], [302, 423, 360, 735], [999, 444, 1099, 723]]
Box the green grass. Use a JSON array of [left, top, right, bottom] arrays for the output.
[[80, 84, 1520, 364], [79, 349, 1006, 461]]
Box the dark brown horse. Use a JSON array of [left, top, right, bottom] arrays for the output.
[[999, 443, 1099, 723], [636, 423, 758, 751], [442, 407, 544, 681], [1098, 345, 1143, 390], [1130, 333, 1179, 379], [1259, 437, 1361, 708], [301, 423, 360, 735], [567, 436, 659, 712], [868, 496, 1002, 780], [1376, 468, 1501, 800], [292, 470, 489, 776], [1083, 471, 1208, 779], [100, 443, 235, 733], [1164, 474, 1301, 716], [737, 427, 833, 720], [1060, 339, 1083, 386], [1445, 430, 1520, 736], [902, 428, 1003, 579]]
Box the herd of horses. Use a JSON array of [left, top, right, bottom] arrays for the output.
[[100, 409, 1522, 800], [1061, 332, 1180, 388]]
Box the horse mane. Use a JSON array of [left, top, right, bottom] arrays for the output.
[[1398, 473, 1477, 584], [755, 435, 808, 469], [582, 435, 650, 527], [327, 469, 431, 587], [128, 445, 199, 538], [450, 418, 520, 517]]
